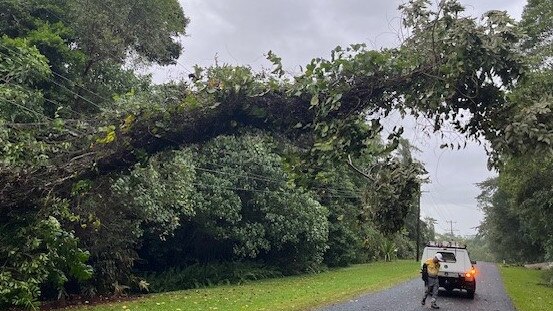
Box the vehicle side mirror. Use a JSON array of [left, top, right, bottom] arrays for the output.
[[471, 260, 477, 265]]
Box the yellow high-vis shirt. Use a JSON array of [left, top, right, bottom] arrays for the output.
[[425, 258, 441, 277]]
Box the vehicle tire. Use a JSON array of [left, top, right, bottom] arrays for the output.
[[466, 281, 476, 299]]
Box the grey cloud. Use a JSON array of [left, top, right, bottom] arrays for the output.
[[173, 0, 407, 73]]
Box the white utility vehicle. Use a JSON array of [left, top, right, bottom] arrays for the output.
[[421, 241, 477, 298]]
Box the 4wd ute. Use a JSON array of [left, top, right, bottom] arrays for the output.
[[421, 241, 477, 298]]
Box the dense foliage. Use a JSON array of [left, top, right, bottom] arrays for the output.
[[1, 0, 551, 308], [134, 134, 330, 272], [477, 158, 553, 263], [476, 0, 552, 264]]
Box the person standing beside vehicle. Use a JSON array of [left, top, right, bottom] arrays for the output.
[[421, 253, 444, 309]]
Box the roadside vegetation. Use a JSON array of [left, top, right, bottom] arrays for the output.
[[1, 0, 551, 310], [474, 0, 553, 265], [500, 266, 553, 311], [77, 261, 418, 311]]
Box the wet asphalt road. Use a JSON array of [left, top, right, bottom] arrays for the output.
[[315, 262, 515, 311]]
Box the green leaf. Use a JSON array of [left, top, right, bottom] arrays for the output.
[[310, 94, 320, 106]]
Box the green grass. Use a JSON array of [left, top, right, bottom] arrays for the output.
[[500, 266, 553, 311], [76, 261, 418, 311]]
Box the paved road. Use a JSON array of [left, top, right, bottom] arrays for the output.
[[316, 262, 515, 311]]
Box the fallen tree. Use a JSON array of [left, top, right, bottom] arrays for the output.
[[1, 3, 534, 208]]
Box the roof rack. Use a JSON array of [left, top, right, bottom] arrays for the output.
[[426, 241, 467, 249]]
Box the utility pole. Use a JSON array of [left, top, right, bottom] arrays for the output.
[[446, 220, 458, 236], [415, 190, 430, 262], [416, 186, 421, 262]]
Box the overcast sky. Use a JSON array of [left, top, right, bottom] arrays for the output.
[[151, 0, 527, 236]]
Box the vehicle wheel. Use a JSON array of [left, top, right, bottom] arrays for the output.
[[466, 289, 475, 299]]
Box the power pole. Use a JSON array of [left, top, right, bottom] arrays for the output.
[[416, 189, 428, 262], [416, 187, 420, 262], [446, 220, 458, 236]]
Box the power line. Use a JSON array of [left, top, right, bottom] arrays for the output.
[[192, 160, 362, 198], [424, 193, 448, 224], [43, 98, 95, 121], [1, 78, 90, 135], [2, 101, 86, 137], [198, 166, 357, 197], [2, 98, 51, 122], [199, 160, 362, 197], [46, 78, 103, 110], [0, 47, 104, 111], [423, 187, 455, 226], [51, 71, 111, 102], [189, 180, 356, 200]]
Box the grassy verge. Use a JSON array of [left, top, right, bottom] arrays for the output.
[[500, 266, 553, 311], [76, 261, 418, 311]]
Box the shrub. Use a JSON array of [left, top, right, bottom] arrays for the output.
[[324, 222, 362, 267], [0, 204, 92, 309], [143, 262, 283, 293]]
